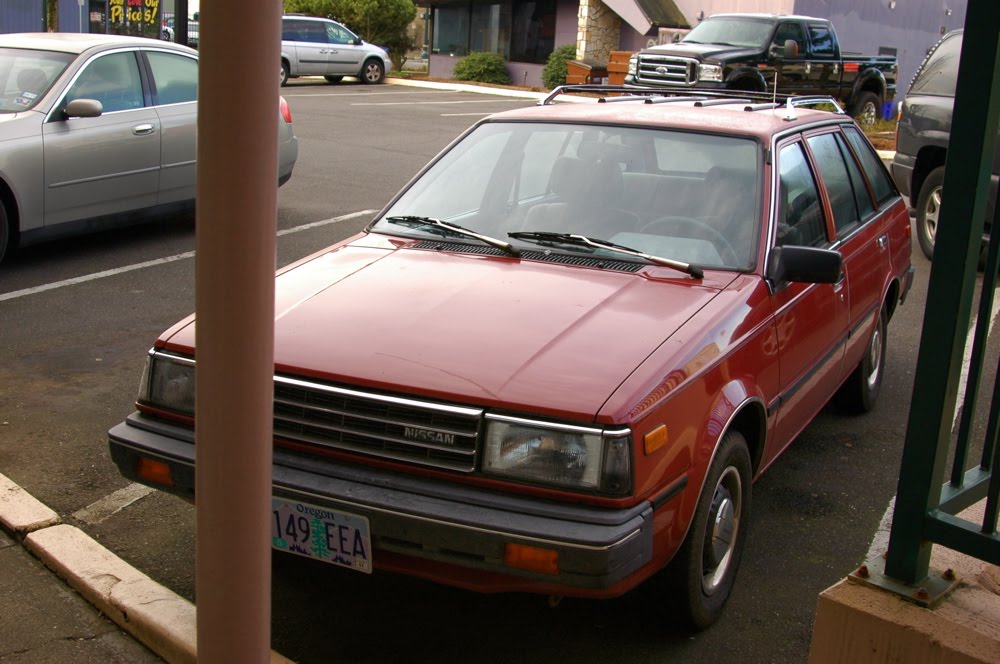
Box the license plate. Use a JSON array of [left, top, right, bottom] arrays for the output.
[[271, 497, 372, 574]]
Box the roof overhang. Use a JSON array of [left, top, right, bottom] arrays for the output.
[[602, 0, 689, 35]]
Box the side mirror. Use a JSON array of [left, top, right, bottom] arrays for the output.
[[783, 39, 799, 58], [767, 245, 842, 284], [64, 98, 103, 118]]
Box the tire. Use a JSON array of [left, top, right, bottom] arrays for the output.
[[280, 61, 290, 87], [360, 59, 385, 84], [0, 202, 9, 265], [915, 166, 945, 261], [835, 305, 887, 414], [849, 91, 881, 129], [659, 430, 752, 630], [324, 75, 343, 84]]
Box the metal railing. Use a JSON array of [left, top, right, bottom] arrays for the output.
[[882, 0, 1000, 595]]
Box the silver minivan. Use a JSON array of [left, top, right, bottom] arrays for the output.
[[280, 15, 392, 86]]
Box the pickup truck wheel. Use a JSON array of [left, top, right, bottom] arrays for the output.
[[280, 61, 290, 87], [658, 430, 751, 630], [916, 166, 945, 260], [849, 91, 881, 129], [835, 305, 887, 414], [361, 59, 385, 84]]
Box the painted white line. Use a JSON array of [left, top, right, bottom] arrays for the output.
[[440, 113, 493, 117], [281, 91, 451, 98], [71, 483, 154, 525], [351, 99, 528, 106], [0, 209, 377, 303]]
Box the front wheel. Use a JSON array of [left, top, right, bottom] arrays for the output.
[[916, 166, 945, 260], [835, 305, 887, 414], [657, 430, 752, 630], [360, 59, 385, 84], [0, 202, 10, 264], [849, 91, 881, 129]]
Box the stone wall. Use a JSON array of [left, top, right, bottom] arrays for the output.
[[577, 0, 621, 64]]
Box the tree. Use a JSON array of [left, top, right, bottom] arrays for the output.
[[45, 0, 58, 31], [284, 0, 417, 70]]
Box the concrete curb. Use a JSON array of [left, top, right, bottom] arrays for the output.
[[0, 473, 292, 664]]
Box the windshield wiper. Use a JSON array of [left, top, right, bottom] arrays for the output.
[[385, 216, 520, 257], [508, 231, 703, 278]]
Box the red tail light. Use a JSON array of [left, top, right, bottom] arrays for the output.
[[279, 96, 293, 124]]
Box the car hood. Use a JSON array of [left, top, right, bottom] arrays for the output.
[[643, 42, 759, 62], [163, 237, 727, 420]]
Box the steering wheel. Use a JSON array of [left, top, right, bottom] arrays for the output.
[[640, 216, 739, 266]]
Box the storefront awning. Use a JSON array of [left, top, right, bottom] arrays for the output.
[[602, 0, 688, 35]]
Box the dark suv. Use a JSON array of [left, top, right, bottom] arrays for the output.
[[891, 29, 999, 260]]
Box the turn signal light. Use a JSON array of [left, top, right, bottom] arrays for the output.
[[644, 425, 668, 455], [137, 457, 174, 487], [504, 543, 558, 575]]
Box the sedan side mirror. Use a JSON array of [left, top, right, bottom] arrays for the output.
[[64, 98, 104, 118], [767, 245, 842, 284]]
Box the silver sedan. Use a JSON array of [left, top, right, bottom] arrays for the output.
[[0, 33, 299, 263]]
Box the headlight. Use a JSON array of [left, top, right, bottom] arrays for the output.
[[483, 415, 631, 495], [628, 55, 637, 76], [139, 351, 195, 415], [698, 64, 723, 82]]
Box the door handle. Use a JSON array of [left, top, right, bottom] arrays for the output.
[[804, 62, 811, 75], [877, 234, 888, 250], [132, 124, 155, 136]]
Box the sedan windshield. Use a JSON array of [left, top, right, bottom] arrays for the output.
[[682, 17, 774, 49], [371, 122, 762, 271], [0, 48, 73, 112]]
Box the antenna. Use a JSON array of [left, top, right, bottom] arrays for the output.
[[783, 97, 798, 121], [772, 71, 777, 105]]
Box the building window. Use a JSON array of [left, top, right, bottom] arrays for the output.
[[433, 0, 556, 64]]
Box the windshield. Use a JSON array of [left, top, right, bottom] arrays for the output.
[[682, 17, 774, 49], [0, 48, 73, 112], [371, 122, 762, 271]]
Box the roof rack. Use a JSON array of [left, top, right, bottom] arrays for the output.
[[538, 84, 845, 116]]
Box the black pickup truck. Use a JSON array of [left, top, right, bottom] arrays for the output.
[[625, 14, 897, 125]]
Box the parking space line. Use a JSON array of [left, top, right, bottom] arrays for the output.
[[71, 483, 154, 525], [351, 99, 528, 106], [441, 113, 494, 117], [0, 209, 377, 302]]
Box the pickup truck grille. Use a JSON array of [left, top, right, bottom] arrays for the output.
[[274, 375, 482, 472], [635, 54, 696, 85]]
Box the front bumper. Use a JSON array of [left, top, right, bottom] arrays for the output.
[[109, 412, 655, 596]]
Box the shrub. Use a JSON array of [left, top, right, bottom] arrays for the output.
[[452, 51, 511, 85], [542, 44, 577, 90]]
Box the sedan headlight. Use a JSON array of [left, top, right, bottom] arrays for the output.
[[139, 350, 195, 415], [483, 415, 631, 495], [698, 63, 723, 82], [628, 55, 638, 76]]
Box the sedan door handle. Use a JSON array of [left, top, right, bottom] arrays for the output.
[[877, 234, 888, 250], [132, 124, 155, 136]]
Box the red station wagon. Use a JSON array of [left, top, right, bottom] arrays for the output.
[[109, 87, 913, 628]]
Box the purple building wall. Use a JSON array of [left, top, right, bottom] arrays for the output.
[[794, 0, 966, 102]]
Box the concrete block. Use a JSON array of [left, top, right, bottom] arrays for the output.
[[0, 472, 60, 534]]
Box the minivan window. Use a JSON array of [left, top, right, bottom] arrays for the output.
[[909, 32, 962, 97]]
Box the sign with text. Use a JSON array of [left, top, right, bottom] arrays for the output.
[[108, 0, 160, 38]]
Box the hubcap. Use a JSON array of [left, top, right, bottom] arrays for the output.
[[924, 185, 942, 244], [866, 321, 883, 390], [859, 102, 877, 129], [366, 63, 381, 82], [702, 466, 742, 595]]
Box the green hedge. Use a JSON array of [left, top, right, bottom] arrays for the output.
[[452, 51, 511, 85], [542, 44, 577, 90]]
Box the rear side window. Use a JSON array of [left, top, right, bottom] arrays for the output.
[[147, 51, 198, 105], [807, 133, 859, 232], [909, 32, 961, 97], [843, 126, 897, 206], [807, 24, 836, 58]]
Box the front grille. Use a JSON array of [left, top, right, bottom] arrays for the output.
[[636, 55, 696, 85], [274, 376, 482, 472]]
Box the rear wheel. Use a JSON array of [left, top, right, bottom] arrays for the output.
[[658, 430, 751, 630], [916, 166, 945, 260], [280, 61, 290, 87], [360, 59, 385, 84], [849, 91, 881, 129], [0, 202, 9, 264], [835, 305, 887, 414]]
